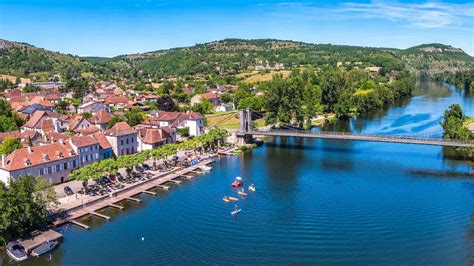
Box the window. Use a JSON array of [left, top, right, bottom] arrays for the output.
[[131, 147, 134, 153], [64, 163, 68, 170], [73, 160, 77, 168], [121, 140, 124, 145], [126, 148, 129, 154], [48, 166, 52, 173], [44, 168, 48, 175], [56, 164, 60, 172], [126, 139, 129, 144]]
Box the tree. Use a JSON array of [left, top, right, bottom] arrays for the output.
[[159, 81, 174, 95], [0, 99, 12, 117], [192, 99, 214, 114], [0, 116, 18, 132], [82, 112, 92, 120], [334, 91, 355, 118], [66, 78, 89, 98], [156, 96, 178, 112], [108, 116, 126, 128], [264, 75, 304, 126], [320, 67, 351, 111], [126, 108, 146, 127], [440, 104, 473, 140], [233, 88, 251, 107], [220, 93, 232, 104], [55, 100, 69, 113], [0, 137, 23, 155], [237, 96, 264, 112], [0, 175, 57, 244], [177, 127, 190, 137]]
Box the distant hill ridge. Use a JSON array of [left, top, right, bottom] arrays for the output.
[[0, 38, 472, 78]]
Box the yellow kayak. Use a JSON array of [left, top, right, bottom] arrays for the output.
[[223, 198, 230, 203]]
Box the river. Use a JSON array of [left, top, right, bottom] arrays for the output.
[[2, 82, 474, 265]]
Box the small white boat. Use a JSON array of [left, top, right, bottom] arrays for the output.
[[198, 165, 212, 171], [231, 209, 242, 216], [248, 185, 255, 192], [6, 240, 28, 262]]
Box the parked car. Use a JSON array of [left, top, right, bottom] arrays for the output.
[[64, 186, 74, 196]]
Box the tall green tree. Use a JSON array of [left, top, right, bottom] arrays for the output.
[[0, 176, 57, 244]]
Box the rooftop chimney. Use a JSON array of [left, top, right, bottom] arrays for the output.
[[28, 146, 33, 153]]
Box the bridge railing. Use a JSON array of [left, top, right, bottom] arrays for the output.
[[246, 129, 474, 144]]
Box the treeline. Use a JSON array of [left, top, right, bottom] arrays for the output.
[[261, 67, 414, 127], [433, 70, 473, 91]]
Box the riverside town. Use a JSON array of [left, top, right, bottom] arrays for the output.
[[0, 0, 473, 264]]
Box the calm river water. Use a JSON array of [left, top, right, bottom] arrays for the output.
[[2, 82, 474, 265]]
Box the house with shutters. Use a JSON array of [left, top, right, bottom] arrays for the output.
[[0, 140, 80, 184], [104, 122, 138, 157]]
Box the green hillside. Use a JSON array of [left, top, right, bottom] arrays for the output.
[[0, 39, 472, 81]]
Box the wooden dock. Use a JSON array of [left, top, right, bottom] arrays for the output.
[[20, 230, 63, 252], [109, 204, 124, 210], [126, 197, 141, 203], [142, 190, 157, 196], [69, 220, 90, 229], [90, 211, 111, 221], [168, 179, 182, 185], [53, 159, 214, 229], [155, 185, 170, 190]]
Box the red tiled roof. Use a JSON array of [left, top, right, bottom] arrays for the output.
[[74, 126, 100, 135], [71, 135, 100, 148], [43, 94, 60, 100], [68, 115, 85, 130], [2, 142, 76, 171], [137, 128, 166, 144], [93, 132, 112, 149], [105, 96, 128, 105], [90, 110, 113, 124], [104, 122, 136, 137], [198, 92, 220, 100], [23, 110, 48, 128]]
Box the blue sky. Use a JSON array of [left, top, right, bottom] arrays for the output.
[[1, 0, 473, 57]]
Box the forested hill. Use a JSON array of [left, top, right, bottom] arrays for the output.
[[397, 43, 474, 74], [114, 39, 404, 78], [0, 38, 472, 80], [0, 39, 99, 79], [109, 39, 474, 78]]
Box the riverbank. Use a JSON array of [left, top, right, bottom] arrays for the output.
[[51, 147, 236, 227]]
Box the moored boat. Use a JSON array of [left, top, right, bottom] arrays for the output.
[[31, 240, 59, 257], [231, 209, 242, 216], [199, 165, 212, 171], [6, 240, 28, 262], [228, 197, 239, 201]]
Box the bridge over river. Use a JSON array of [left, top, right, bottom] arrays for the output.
[[235, 110, 474, 148]]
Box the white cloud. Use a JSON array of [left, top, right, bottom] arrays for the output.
[[339, 1, 474, 29], [264, 0, 474, 30]]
